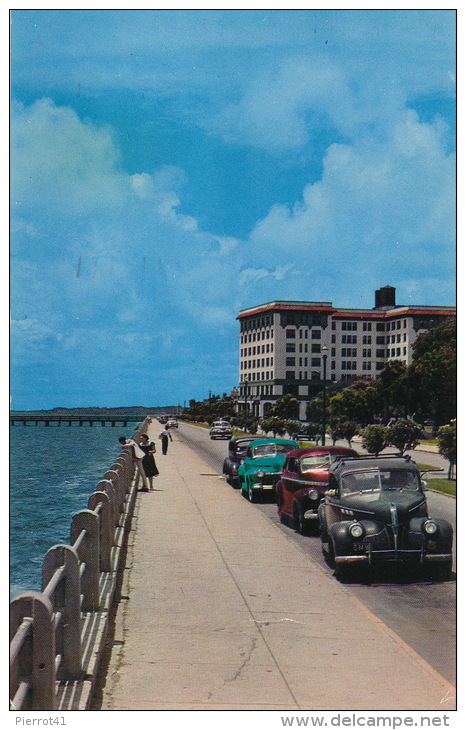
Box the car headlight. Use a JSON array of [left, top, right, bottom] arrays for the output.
[[349, 522, 364, 539], [307, 490, 319, 500], [423, 520, 438, 535], [256, 471, 265, 479]]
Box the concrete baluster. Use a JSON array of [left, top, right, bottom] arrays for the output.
[[88, 491, 112, 571], [42, 545, 82, 679], [71, 510, 100, 612], [104, 468, 125, 509], [10, 592, 56, 710], [96, 479, 118, 526]]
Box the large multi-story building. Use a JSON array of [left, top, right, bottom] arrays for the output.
[[236, 285, 455, 421]]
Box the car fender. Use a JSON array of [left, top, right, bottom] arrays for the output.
[[275, 480, 284, 508], [328, 519, 387, 554], [408, 517, 453, 551]]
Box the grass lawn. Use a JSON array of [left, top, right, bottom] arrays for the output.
[[425, 478, 456, 497]]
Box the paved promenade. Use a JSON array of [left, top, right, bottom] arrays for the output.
[[99, 422, 455, 711]]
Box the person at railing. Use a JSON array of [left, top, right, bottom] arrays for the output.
[[118, 436, 149, 491], [138, 434, 159, 491]]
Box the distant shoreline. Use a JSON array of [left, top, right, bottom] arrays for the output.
[[10, 406, 180, 416]]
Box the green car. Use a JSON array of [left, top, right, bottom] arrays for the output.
[[238, 438, 299, 502]]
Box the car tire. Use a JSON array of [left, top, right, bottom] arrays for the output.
[[325, 538, 336, 567], [248, 487, 258, 503], [293, 504, 312, 536], [432, 560, 452, 582]]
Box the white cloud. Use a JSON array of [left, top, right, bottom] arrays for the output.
[[11, 99, 127, 214], [248, 107, 454, 271]]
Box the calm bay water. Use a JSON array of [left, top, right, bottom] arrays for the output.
[[10, 422, 143, 599]]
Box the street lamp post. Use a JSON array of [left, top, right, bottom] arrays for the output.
[[242, 379, 249, 417], [321, 346, 329, 446]]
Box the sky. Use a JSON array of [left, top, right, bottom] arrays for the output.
[[10, 9, 456, 410]]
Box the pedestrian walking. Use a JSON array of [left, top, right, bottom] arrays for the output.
[[158, 426, 173, 454], [118, 436, 149, 491], [138, 434, 159, 490]]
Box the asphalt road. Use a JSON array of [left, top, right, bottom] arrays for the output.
[[173, 422, 456, 686]]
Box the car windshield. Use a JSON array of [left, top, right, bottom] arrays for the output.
[[251, 443, 295, 458], [301, 454, 332, 471], [341, 469, 421, 494]]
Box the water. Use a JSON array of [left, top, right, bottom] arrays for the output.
[[10, 422, 144, 599]]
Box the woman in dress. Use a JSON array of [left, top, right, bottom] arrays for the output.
[[138, 434, 159, 490]]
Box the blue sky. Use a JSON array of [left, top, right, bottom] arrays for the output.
[[10, 9, 456, 409]]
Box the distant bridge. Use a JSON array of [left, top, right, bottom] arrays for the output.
[[10, 414, 148, 427]]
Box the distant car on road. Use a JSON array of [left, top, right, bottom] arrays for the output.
[[318, 454, 453, 581], [167, 419, 178, 428], [238, 438, 298, 502], [222, 435, 264, 487], [209, 421, 233, 440], [276, 446, 358, 535]]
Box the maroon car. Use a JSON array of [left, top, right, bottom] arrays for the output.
[[276, 446, 358, 535]]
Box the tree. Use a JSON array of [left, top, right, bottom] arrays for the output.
[[376, 361, 412, 421], [437, 422, 456, 479], [362, 425, 390, 456], [330, 420, 358, 446], [285, 420, 302, 438], [408, 319, 456, 429], [328, 378, 382, 425], [330, 422, 346, 445], [271, 394, 300, 420], [388, 419, 423, 455], [260, 416, 287, 437]]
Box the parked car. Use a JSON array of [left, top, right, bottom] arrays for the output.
[[276, 446, 358, 535], [222, 436, 264, 487], [238, 438, 298, 502], [209, 421, 233, 440], [318, 454, 453, 580], [167, 419, 178, 428]]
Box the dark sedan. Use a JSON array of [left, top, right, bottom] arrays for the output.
[[318, 454, 453, 580], [222, 436, 264, 487]]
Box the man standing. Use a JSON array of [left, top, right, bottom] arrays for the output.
[[159, 426, 173, 455], [119, 436, 149, 491]]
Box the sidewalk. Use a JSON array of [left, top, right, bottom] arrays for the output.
[[99, 423, 455, 711]]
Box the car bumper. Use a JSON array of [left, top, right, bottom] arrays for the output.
[[303, 509, 320, 521], [335, 550, 452, 565]]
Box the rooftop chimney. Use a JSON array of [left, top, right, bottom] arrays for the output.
[[375, 285, 396, 309]]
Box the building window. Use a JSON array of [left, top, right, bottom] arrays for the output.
[[363, 322, 372, 331], [311, 344, 321, 353], [286, 371, 295, 380], [311, 358, 321, 367], [362, 362, 372, 370], [362, 349, 372, 357], [286, 357, 296, 366], [331, 335, 336, 343], [376, 323, 385, 331], [311, 330, 321, 339], [286, 343, 296, 352], [376, 336, 385, 345], [331, 361, 335, 369], [331, 348, 336, 356], [286, 329, 296, 338], [376, 362, 384, 370], [376, 349, 385, 358], [363, 336, 372, 344]]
